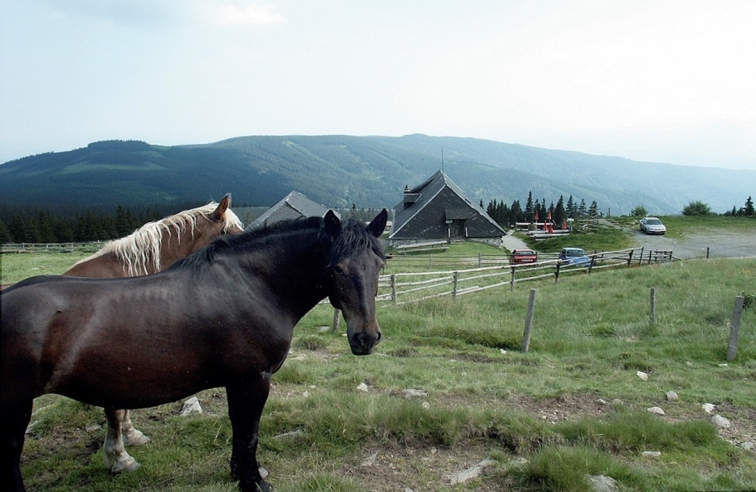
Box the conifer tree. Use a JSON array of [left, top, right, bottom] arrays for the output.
[[745, 196, 754, 216]]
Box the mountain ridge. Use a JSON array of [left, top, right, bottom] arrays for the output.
[[1, 134, 753, 215]]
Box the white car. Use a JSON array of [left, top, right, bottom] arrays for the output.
[[640, 217, 666, 235]]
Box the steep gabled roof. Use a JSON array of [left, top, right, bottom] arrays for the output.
[[390, 170, 504, 238], [246, 191, 338, 230]]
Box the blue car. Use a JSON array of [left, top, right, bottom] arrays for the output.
[[558, 247, 591, 267]]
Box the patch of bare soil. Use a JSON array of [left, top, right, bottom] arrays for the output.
[[343, 441, 512, 492]]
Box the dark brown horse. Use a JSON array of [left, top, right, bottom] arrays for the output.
[[1, 209, 387, 492], [0, 195, 244, 473]]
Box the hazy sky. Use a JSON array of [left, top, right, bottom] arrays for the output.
[[2, 0, 755, 170]]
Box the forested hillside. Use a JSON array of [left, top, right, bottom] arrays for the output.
[[1, 135, 753, 217]]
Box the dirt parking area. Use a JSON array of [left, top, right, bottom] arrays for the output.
[[632, 230, 754, 259]]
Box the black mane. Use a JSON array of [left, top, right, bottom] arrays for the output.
[[329, 218, 385, 268], [170, 216, 383, 272]]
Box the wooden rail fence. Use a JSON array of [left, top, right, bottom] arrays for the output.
[[378, 247, 675, 305]]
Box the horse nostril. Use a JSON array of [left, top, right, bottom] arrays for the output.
[[375, 331, 382, 342]]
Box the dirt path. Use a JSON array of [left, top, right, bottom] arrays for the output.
[[501, 230, 530, 251]]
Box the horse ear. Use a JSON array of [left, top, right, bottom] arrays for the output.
[[213, 194, 232, 220], [366, 209, 388, 238], [324, 210, 341, 239]]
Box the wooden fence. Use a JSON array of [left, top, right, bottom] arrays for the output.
[[378, 247, 674, 305], [1, 242, 676, 307], [0, 242, 105, 253]]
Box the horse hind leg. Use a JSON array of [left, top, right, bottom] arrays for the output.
[[103, 408, 140, 474], [121, 410, 150, 446]]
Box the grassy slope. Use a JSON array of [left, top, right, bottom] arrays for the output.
[[3, 218, 755, 491]]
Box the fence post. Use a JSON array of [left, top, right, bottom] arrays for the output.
[[649, 288, 656, 325], [478, 253, 482, 268], [521, 288, 537, 353], [727, 296, 745, 361], [331, 308, 341, 333], [706, 247, 710, 259], [510, 266, 516, 292], [452, 271, 459, 300], [588, 257, 595, 273], [554, 262, 560, 284], [391, 274, 397, 305], [627, 250, 633, 267], [638, 247, 644, 266], [429, 254, 433, 269]]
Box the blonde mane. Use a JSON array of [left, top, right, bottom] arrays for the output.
[[75, 202, 243, 276]]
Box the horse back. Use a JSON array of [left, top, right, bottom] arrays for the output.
[[1, 273, 291, 408], [64, 251, 142, 278]]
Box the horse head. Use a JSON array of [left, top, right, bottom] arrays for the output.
[[325, 209, 387, 356], [185, 194, 244, 255]]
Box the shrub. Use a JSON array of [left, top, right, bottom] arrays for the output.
[[682, 200, 714, 216], [630, 205, 648, 217]]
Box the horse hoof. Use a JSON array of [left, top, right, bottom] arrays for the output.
[[240, 480, 273, 492], [123, 429, 151, 446], [110, 456, 141, 474]]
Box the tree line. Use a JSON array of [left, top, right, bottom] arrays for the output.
[[1, 195, 751, 244], [484, 192, 601, 228], [0, 206, 167, 244]]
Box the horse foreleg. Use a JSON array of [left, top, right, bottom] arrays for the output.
[[226, 377, 272, 492], [121, 410, 150, 446], [0, 399, 33, 492], [103, 408, 140, 474]]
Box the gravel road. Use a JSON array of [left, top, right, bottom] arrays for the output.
[[631, 229, 754, 260], [501, 228, 754, 260]]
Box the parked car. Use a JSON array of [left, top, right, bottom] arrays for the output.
[[558, 247, 591, 266], [640, 216, 666, 235], [511, 248, 538, 264]]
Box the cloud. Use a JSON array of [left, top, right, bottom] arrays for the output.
[[210, 4, 283, 26]]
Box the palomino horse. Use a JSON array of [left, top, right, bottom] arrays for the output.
[[1, 209, 388, 492], [65, 194, 243, 277], [62, 194, 243, 473]]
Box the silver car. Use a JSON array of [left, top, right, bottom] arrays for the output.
[[640, 217, 666, 235]]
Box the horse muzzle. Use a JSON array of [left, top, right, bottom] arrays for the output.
[[347, 325, 381, 355]]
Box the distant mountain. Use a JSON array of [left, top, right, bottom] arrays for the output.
[[0, 135, 753, 215]]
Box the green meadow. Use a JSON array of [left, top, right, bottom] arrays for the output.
[[2, 218, 755, 491]]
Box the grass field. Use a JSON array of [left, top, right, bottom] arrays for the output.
[[2, 218, 755, 491]]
